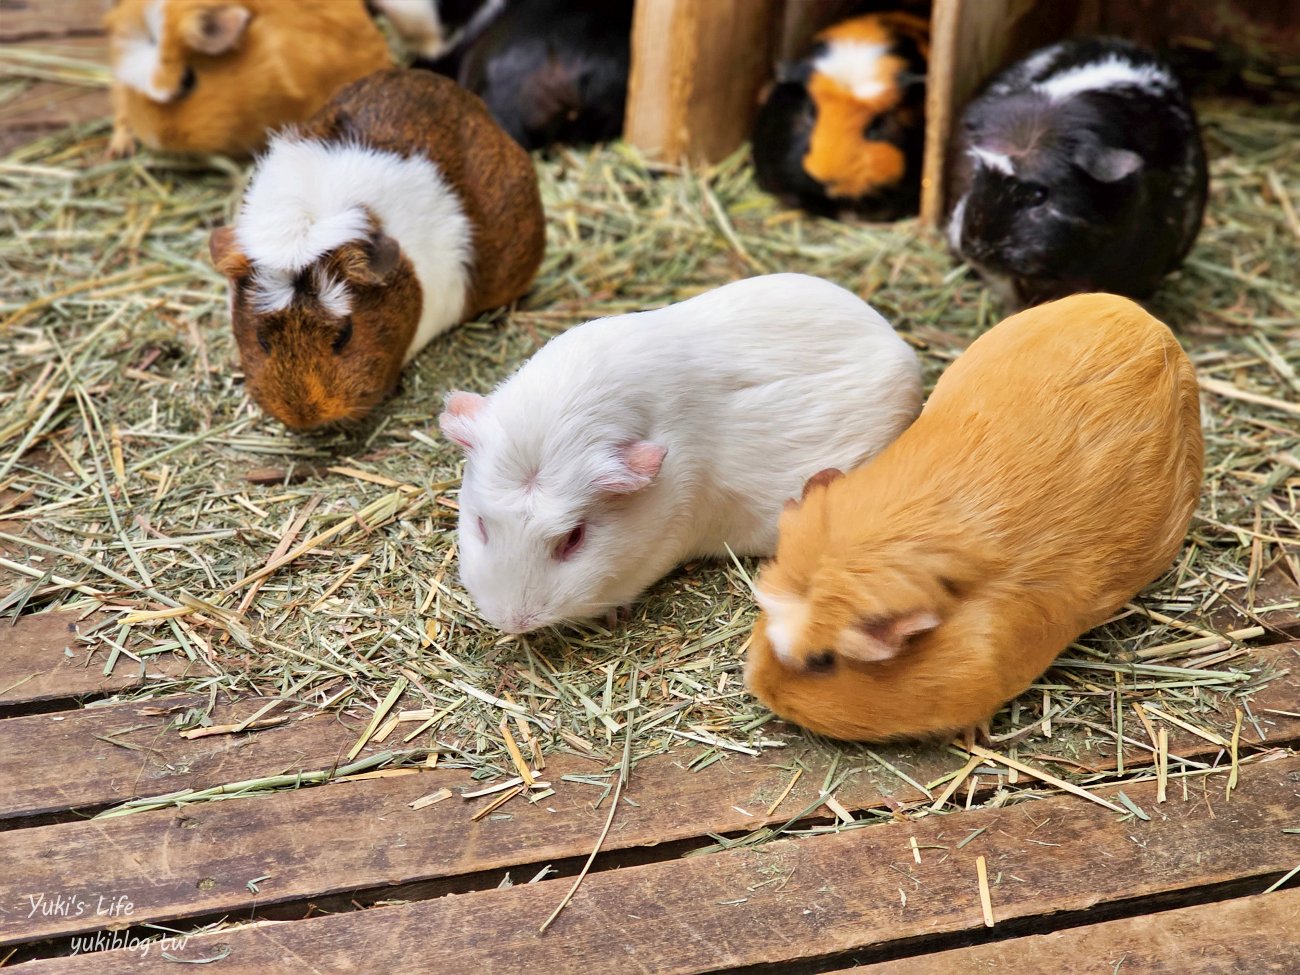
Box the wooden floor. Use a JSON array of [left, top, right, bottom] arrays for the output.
[[3, 4, 1300, 972], [2, 610, 1299, 972]]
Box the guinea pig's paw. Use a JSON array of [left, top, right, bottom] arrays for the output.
[[106, 126, 139, 160], [955, 721, 991, 750]]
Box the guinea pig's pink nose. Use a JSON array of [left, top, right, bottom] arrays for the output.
[[502, 611, 541, 635]]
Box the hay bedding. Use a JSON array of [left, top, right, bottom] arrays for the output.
[[0, 55, 1297, 808]]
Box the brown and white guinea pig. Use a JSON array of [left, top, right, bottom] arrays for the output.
[[752, 12, 929, 219], [745, 293, 1204, 742], [947, 38, 1208, 309], [104, 0, 393, 158], [208, 69, 545, 430]]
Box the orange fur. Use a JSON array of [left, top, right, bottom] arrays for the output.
[[746, 294, 1204, 742], [801, 14, 928, 199], [104, 0, 392, 157]]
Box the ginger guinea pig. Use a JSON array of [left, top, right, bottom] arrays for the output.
[[746, 293, 1203, 742], [947, 38, 1208, 309], [209, 69, 544, 430], [438, 274, 923, 635], [105, 0, 393, 158], [752, 12, 928, 219]]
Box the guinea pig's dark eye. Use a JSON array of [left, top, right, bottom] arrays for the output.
[[806, 651, 836, 674], [555, 522, 587, 562], [256, 329, 271, 355], [476, 516, 488, 544], [1023, 182, 1049, 207], [332, 318, 353, 354], [176, 67, 197, 101], [863, 116, 889, 141]]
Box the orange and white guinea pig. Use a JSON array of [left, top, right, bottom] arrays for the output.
[[209, 69, 544, 430], [745, 293, 1204, 742], [104, 0, 393, 158], [752, 12, 929, 219]]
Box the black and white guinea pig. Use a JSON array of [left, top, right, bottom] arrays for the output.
[[752, 12, 929, 220], [369, 0, 510, 75], [947, 37, 1209, 309], [453, 0, 633, 150]]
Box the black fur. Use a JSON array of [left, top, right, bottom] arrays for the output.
[[751, 26, 927, 221], [454, 0, 633, 151], [950, 38, 1208, 308], [405, 0, 515, 79]]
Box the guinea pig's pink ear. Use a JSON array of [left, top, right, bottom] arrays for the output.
[[439, 392, 485, 451], [595, 442, 667, 495], [337, 233, 402, 287], [1075, 145, 1143, 183], [802, 468, 844, 499], [182, 5, 252, 55], [785, 467, 844, 510], [209, 226, 250, 280], [838, 610, 941, 663]]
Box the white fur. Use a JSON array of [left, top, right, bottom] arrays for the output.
[[236, 136, 472, 359], [813, 40, 892, 101], [313, 267, 352, 318], [969, 147, 1014, 175], [946, 193, 968, 252], [1039, 56, 1172, 102], [447, 274, 925, 634], [756, 589, 811, 667], [113, 0, 171, 102]]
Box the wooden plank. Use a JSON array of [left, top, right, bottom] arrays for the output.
[[0, 0, 108, 42], [0, 693, 406, 821], [776, 0, 863, 61], [624, 0, 782, 164], [0, 610, 188, 708], [920, 0, 1098, 225], [1, 629, 1294, 824], [14, 752, 1300, 973], [840, 886, 1300, 974], [4, 642, 1299, 950]]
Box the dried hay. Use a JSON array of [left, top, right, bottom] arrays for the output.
[[1, 46, 1297, 814]]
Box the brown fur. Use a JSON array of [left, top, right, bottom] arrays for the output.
[[307, 69, 546, 316], [211, 69, 545, 430], [213, 222, 423, 430], [745, 294, 1204, 742], [104, 0, 392, 158], [802, 13, 928, 199]]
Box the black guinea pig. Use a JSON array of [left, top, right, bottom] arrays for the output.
[[947, 37, 1209, 309], [752, 12, 929, 220], [454, 0, 633, 151]]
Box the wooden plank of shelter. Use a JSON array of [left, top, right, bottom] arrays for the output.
[[776, 0, 863, 61], [0, 0, 108, 42], [624, 0, 783, 165], [0, 610, 188, 709], [920, 0, 1099, 225], [5, 640, 1299, 951], [0, 693, 398, 821], [16, 754, 1300, 974], [837, 886, 1300, 974]]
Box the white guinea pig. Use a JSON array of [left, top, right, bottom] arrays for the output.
[[439, 273, 923, 634]]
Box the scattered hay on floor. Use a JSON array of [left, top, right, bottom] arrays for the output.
[[1, 50, 1297, 807]]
